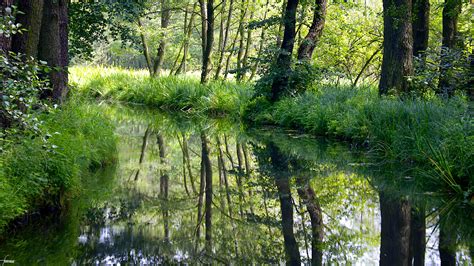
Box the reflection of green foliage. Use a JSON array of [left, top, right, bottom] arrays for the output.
[[0, 102, 117, 232]]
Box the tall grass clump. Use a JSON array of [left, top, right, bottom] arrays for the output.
[[70, 66, 254, 117], [0, 101, 116, 232]]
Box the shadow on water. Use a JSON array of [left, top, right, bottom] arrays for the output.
[[0, 104, 472, 265]]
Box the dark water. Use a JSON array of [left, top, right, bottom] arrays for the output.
[[0, 105, 472, 265]]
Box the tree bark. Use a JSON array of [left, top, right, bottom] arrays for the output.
[[270, 0, 299, 101], [11, 0, 44, 58], [214, 0, 234, 79], [296, 0, 327, 61], [176, 3, 198, 75], [200, 0, 214, 83], [0, 0, 14, 55], [378, 0, 413, 95], [412, 0, 429, 57], [38, 0, 69, 102], [438, 0, 462, 97], [153, 0, 171, 76], [379, 192, 411, 266]]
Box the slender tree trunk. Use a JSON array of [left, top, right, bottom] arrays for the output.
[[296, 0, 327, 61], [378, 0, 413, 95], [214, 0, 234, 79], [270, 0, 299, 101], [379, 192, 411, 266], [249, 0, 270, 80], [200, 0, 214, 83], [235, 0, 247, 81], [176, 3, 198, 75], [241, 0, 254, 81], [438, 0, 462, 97], [412, 0, 429, 57], [353, 48, 381, 87], [11, 0, 44, 58], [138, 18, 154, 76], [38, 0, 69, 102], [153, 0, 171, 76]]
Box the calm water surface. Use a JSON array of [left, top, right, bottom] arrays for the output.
[[0, 105, 472, 265]]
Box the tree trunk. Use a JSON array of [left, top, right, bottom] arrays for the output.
[[200, 0, 214, 83], [438, 0, 462, 97], [378, 0, 413, 95], [379, 192, 411, 266], [38, 0, 69, 102], [176, 3, 198, 75], [11, 0, 44, 58], [138, 18, 154, 76], [249, 0, 270, 80], [235, 0, 247, 82], [214, 0, 234, 79], [412, 0, 429, 57], [270, 0, 299, 101], [153, 0, 171, 76], [0, 0, 14, 55], [296, 0, 327, 61]]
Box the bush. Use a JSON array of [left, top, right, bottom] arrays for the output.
[[0, 101, 116, 232]]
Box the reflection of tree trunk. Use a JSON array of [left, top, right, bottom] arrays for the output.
[[297, 182, 323, 266], [134, 125, 151, 181], [242, 144, 254, 213], [201, 133, 213, 255], [409, 206, 425, 266], [439, 219, 456, 266], [217, 137, 233, 216], [224, 134, 235, 166], [275, 175, 301, 265], [178, 133, 196, 194], [158, 133, 169, 240], [268, 142, 301, 265], [236, 143, 245, 217], [379, 191, 411, 266]]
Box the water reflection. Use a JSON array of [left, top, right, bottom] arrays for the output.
[[0, 105, 472, 265]]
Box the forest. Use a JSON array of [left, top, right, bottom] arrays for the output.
[[0, 0, 473, 264]]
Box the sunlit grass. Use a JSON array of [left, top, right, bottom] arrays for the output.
[[70, 66, 254, 117]]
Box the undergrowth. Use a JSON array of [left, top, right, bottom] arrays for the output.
[[0, 101, 116, 232]]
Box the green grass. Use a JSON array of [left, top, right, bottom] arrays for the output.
[[70, 66, 254, 117], [0, 101, 117, 232], [246, 86, 473, 196]]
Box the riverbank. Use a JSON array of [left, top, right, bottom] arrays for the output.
[[72, 66, 473, 197], [0, 101, 117, 232]]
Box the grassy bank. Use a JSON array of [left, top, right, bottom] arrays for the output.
[[0, 102, 116, 232], [71, 66, 472, 195], [247, 86, 472, 196], [71, 66, 253, 117]]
